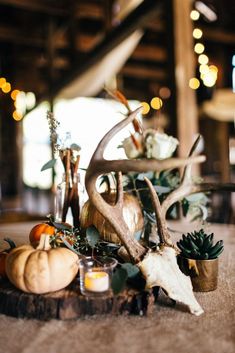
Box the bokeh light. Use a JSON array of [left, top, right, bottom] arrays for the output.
[[150, 97, 163, 110], [194, 43, 205, 54], [26, 92, 36, 110], [11, 89, 20, 100], [189, 78, 200, 89], [198, 54, 209, 65], [1, 82, 11, 93], [159, 86, 171, 99], [193, 28, 203, 39], [12, 110, 23, 121], [140, 102, 150, 115], [0, 77, 6, 88], [190, 10, 200, 20]]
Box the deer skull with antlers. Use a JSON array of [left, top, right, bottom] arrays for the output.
[[85, 107, 235, 316]]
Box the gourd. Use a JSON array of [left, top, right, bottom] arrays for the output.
[[6, 234, 79, 294], [29, 223, 55, 246], [80, 192, 144, 244]]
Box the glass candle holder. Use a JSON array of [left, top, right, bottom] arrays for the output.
[[79, 256, 118, 297]]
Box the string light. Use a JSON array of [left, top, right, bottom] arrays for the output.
[[198, 54, 209, 65], [12, 110, 23, 121], [0, 74, 36, 121], [194, 43, 205, 54], [190, 6, 218, 89], [189, 78, 200, 89], [1, 82, 11, 93], [140, 102, 150, 115], [0, 77, 6, 88], [11, 89, 20, 100], [150, 97, 163, 110], [190, 10, 200, 20], [193, 28, 203, 39]]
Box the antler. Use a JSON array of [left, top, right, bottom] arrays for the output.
[[85, 108, 205, 262], [161, 135, 235, 222]]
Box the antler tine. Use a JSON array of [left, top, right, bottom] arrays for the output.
[[144, 177, 173, 247], [181, 134, 202, 184], [115, 172, 124, 207], [86, 166, 146, 263], [91, 107, 142, 160], [161, 134, 235, 220]]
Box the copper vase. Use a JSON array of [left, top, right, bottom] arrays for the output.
[[177, 256, 219, 292]]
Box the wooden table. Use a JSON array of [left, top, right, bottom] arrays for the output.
[[0, 221, 234, 353]]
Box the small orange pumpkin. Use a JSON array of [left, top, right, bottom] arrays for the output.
[[29, 223, 55, 246]]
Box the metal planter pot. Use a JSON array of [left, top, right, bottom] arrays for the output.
[[177, 256, 219, 292]]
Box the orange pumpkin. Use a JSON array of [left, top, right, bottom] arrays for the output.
[[29, 223, 55, 246]]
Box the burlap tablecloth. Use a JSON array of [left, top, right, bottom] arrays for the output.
[[0, 221, 234, 353]]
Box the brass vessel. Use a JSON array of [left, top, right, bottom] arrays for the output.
[[177, 256, 218, 292]]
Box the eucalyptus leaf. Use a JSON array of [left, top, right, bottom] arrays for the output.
[[41, 158, 57, 171], [86, 226, 100, 248], [153, 185, 171, 194], [111, 267, 128, 295], [185, 192, 207, 202], [121, 263, 139, 278], [52, 221, 72, 231], [70, 143, 81, 151], [137, 172, 155, 181], [134, 229, 143, 241]]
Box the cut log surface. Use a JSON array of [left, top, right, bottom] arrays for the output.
[[0, 278, 155, 320]]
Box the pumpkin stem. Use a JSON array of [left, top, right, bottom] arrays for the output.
[[3, 238, 16, 251], [36, 234, 51, 251]]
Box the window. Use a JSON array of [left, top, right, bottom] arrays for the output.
[[23, 97, 141, 189]]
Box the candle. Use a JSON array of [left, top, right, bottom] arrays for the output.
[[84, 271, 109, 292]]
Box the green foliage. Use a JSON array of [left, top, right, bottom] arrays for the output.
[[111, 267, 128, 295], [86, 226, 100, 248], [70, 143, 81, 152], [41, 158, 57, 171], [111, 263, 140, 294], [177, 229, 224, 260]]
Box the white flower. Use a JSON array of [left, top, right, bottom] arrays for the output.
[[122, 133, 143, 159], [144, 130, 179, 159]]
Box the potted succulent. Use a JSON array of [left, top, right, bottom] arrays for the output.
[[177, 229, 224, 292]]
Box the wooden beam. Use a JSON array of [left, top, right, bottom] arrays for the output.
[[76, 2, 104, 19], [0, 0, 67, 16], [36, 0, 163, 103], [121, 64, 166, 80], [0, 0, 105, 19], [173, 0, 199, 159], [202, 26, 235, 46], [132, 44, 167, 62]]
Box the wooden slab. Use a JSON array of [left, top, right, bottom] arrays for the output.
[[0, 278, 155, 320]]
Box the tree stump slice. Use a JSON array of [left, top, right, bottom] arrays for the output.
[[0, 278, 155, 320]]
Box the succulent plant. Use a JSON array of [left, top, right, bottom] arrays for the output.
[[177, 229, 224, 260]]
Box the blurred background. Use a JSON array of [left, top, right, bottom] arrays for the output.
[[0, 0, 234, 223]]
